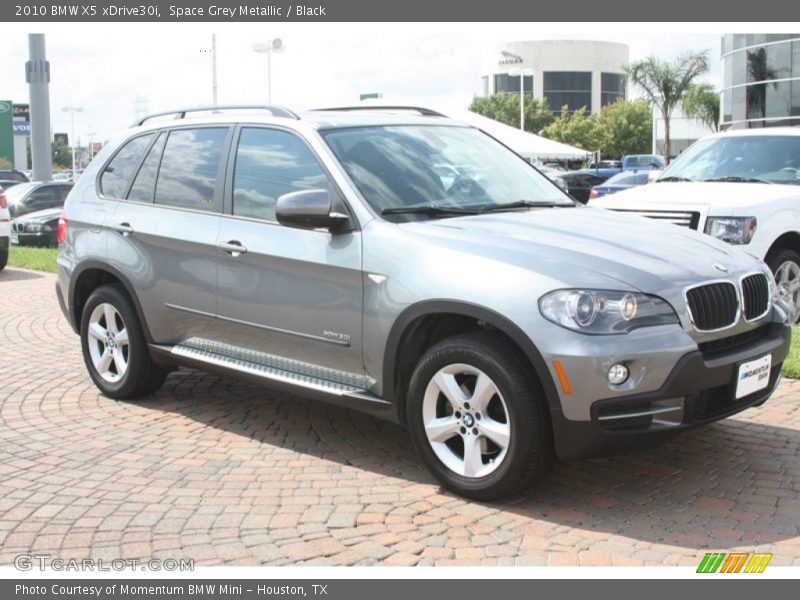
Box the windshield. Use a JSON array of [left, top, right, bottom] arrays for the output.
[[605, 172, 649, 186], [321, 125, 573, 219], [625, 155, 664, 168], [659, 134, 800, 185]]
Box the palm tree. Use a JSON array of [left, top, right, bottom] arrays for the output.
[[683, 83, 721, 132], [625, 51, 710, 162]]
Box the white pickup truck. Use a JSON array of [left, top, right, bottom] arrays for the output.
[[591, 128, 800, 319]]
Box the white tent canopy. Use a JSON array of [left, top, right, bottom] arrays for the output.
[[446, 110, 591, 162]]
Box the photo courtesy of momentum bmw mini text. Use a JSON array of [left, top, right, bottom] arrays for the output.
[[0, 0, 799, 597]]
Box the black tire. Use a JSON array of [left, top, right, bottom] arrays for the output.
[[766, 247, 800, 323], [0, 246, 7, 271], [80, 283, 168, 399], [407, 332, 553, 501]]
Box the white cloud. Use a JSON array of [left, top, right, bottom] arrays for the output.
[[0, 23, 792, 146]]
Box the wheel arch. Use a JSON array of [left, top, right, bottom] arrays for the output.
[[69, 261, 154, 343], [382, 300, 560, 426], [766, 231, 800, 262]]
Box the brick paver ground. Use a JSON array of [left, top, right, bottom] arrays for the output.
[[1, 267, 799, 567]]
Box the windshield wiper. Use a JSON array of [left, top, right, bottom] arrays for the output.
[[381, 203, 480, 216], [656, 176, 694, 182], [703, 176, 773, 184], [479, 200, 565, 212]]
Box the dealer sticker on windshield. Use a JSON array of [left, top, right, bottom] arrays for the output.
[[736, 354, 772, 399]]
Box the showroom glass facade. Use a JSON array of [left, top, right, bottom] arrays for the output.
[[721, 34, 800, 128], [543, 72, 592, 113], [493, 73, 534, 94]]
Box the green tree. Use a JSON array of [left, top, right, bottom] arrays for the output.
[[541, 106, 602, 152], [596, 99, 653, 158], [468, 93, 554, 133], [625, 50, 710, 162], [683, 83, 721, 132], [52, 139, 71, 169], [0, 157, 13, 169]]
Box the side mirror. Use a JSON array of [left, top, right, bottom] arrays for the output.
[[275, 189, 351, 232]]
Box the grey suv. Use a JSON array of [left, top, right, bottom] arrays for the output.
[[56, 106, 792, 500]]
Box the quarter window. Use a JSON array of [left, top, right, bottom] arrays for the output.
[[99, 134, 154, 198], [128, 133, 167, 203], [232, 128, 331, 221], [154, 128, 228, 211]]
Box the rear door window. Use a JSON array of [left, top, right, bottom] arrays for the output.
[[154, 128, 229, 212]]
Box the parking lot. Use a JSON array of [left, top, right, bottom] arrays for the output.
[[1, 267, 799, 567]]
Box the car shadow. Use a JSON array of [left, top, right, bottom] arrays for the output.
[[134, 367, 800, 549], [0, 268, 45, 282]]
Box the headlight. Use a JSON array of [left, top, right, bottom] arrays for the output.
[[24, 223, 42, 232], [539, 290, 679, 334], [704, 217, 757, 244]]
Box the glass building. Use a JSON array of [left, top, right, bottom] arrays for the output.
[[721, 34, 800, 129], [480, 40, 629, 115]]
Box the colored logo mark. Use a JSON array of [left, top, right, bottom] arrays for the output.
[[697, 552, 773, 573]]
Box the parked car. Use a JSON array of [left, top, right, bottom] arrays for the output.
[[536, 165, 569, 192], [57, 105, 791, 500], [588, 171, 653, 200], [0, 188, 9, 270], [587, 155, 665, 178], [10, 207, 61, 247], [0, 179, 26, 190], [557, 170, 609, 203], [593, 128, 800, 321], [4, 181, 73, 219], [0, 169, 30, 184]]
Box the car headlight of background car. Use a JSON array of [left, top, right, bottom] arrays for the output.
[[23, 223, 52, 233], [704, 216, 757, 244], [539, 290, 679, 334]]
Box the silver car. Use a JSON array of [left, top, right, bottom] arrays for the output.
[[56, 106, 792, 500]]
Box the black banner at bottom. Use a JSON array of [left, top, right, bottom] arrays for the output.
[[2, 579, 797, 600]]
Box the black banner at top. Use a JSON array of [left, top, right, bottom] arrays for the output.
[[2, 0, 799, 22]]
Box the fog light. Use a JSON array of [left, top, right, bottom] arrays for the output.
[[607, 363, 629, 385]]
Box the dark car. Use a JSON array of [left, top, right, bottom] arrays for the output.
[[588, 171, 653, 200], [555, 171, 609, 203], [10, 207, 61, 247], [0, 179, 26, 190], [0, 169, 30, 184], [4, 181, 73, 219]]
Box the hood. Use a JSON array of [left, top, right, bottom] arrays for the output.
[[591, 181, 800, 211], [400, 206, 764, 297]]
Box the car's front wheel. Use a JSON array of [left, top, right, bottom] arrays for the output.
[[407, 332, 553, 501], [80, 284, 168, 399], [767, 248, 800, 322], [0, 245, 8, 271]]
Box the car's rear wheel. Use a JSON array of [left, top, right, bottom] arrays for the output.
[[407, 332, 553, 501], [80, 284, 168, 399], [767, 248, 800, 322]]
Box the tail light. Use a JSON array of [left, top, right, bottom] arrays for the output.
[[57, 210, 68, 245], [0, 190, 8, 222], [588, 189, 599, 200]]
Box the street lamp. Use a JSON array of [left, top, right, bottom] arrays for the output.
[[62, 106, 83, 177], [508, 68, 534, 131], [253, 38, 283, 103], [87, 125, 97, 160]]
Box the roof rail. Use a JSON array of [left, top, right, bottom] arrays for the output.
[[132, 104, 300, 127], [310, 106, 447, 118]]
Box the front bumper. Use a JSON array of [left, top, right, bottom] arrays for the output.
[[11, 231, 57, 247], [551, 320, 791, 460]]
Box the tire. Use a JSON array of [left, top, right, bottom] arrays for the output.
[[80, 283, 168, 399], [407, 332, 554, 501], [0, 246, 7, 271], [767, 248, 800, 323]]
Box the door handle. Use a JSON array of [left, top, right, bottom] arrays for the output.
[[110, 222, 134, 236], [218, 240, 247, 257]]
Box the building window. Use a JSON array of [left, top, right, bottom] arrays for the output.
[[601, 73, 626, 107], [543, 71, 592, 113], [493, 73, 533, 94]]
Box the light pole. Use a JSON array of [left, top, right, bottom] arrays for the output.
[[253, 38, 283, 103], [508, 68, 534, 131], [62, 106, 83, 176], [87, 125, 97, 160]]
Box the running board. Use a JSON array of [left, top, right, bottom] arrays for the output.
[[149, 341, 397, 421]]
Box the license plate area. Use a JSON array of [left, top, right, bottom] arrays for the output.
[[735, 354, 772, 399]]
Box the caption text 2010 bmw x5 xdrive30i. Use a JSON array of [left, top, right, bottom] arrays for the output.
[[56, 106, 792, 500]]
